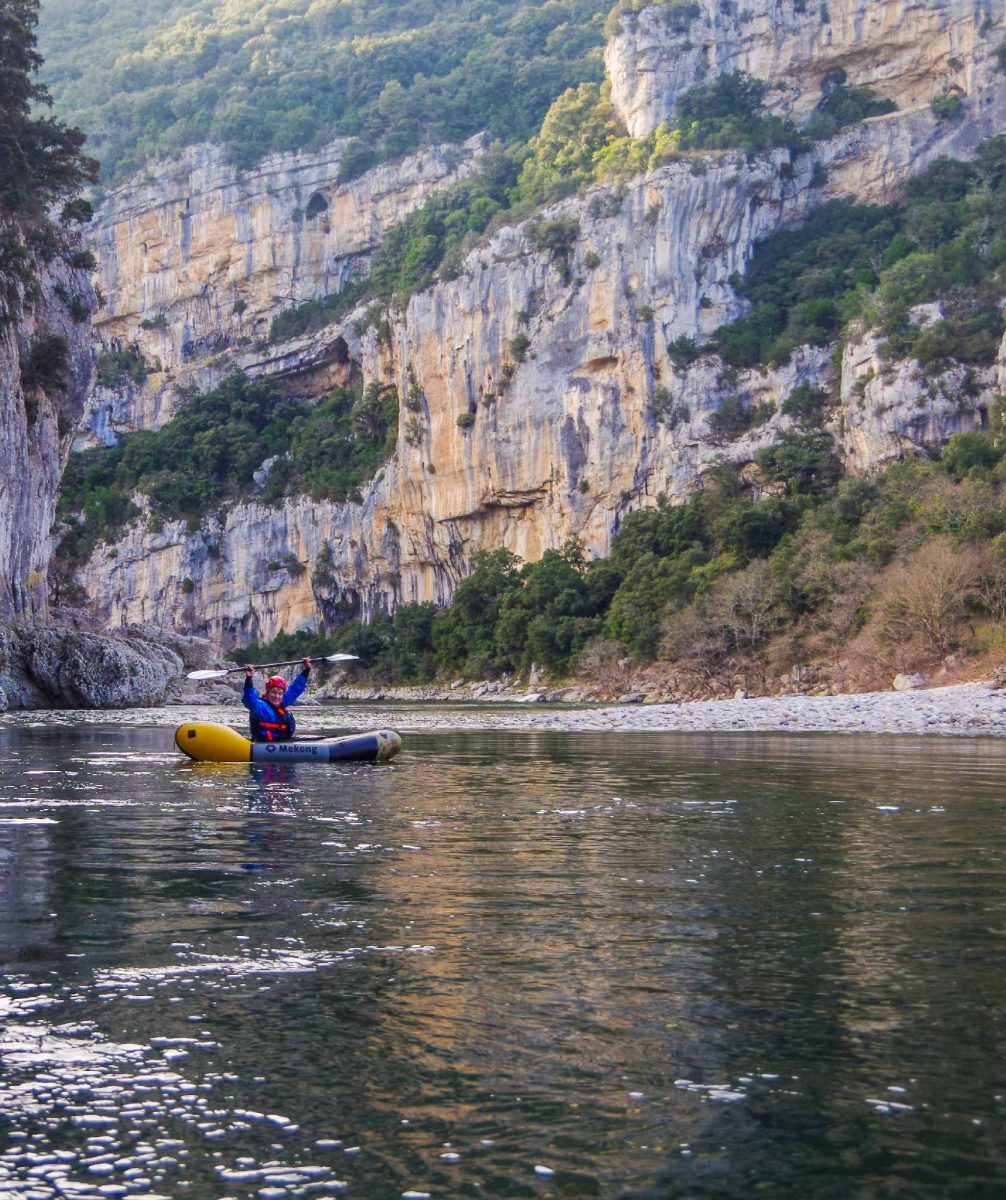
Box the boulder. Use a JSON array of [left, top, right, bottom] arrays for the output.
[[893, 673, 925, 691], [24, 628, 182, 708], [0, 620, 195, 710]]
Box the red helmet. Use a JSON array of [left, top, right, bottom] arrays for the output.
[[265, 676, 287, 690]]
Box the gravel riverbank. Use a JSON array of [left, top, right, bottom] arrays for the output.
[[515, 681, 1006, 736], [306, 681, 1006, 737]]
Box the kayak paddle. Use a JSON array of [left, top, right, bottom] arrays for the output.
[[186, 653, 360, 681]]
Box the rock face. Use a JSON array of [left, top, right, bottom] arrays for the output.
[[606, 0, 1000, 139], [837, 315, 988, 472], [13, 627, 179, 709], [71, 0, 1006, 645], [81, 135, 486, 444], [0, 246, 93, 619]]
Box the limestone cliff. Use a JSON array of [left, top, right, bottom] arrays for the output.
[[81, 135, 486, 445], [0, 246, 93, 619], [71, 0, 1006, 646], [607, 0, 1000, 140]]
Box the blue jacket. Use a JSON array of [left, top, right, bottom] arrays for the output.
[[242, 671, 309, 742]]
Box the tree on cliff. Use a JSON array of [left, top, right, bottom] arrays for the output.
[[0, 0, 97, 223]]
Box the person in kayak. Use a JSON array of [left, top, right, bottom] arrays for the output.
[[242, 658, 312, 742]]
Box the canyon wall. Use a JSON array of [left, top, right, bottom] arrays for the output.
[[0, 246, 93, 619], [0, 234, 199, 710], [72, 0, 1006, 645]]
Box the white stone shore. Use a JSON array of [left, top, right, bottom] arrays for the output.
[[535, 681, 1006, 736], [307, 681, 1006, 737]]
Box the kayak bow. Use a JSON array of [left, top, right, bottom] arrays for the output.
[[175, 721, 402, 764]]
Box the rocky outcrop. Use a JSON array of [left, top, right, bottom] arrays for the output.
[[607, 0, 1001, 139], [0, 207, 214, 709], [836, 312, 988, 471], [0, 616, 210, 710], [69, 0, 1006, 645], [80, 135, 486, 444]]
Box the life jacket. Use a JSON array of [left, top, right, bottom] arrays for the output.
[[249, 701, 296, 742]]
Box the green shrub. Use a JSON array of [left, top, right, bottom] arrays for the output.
[[941, 431, 1003, 479], [707, 395, 773, 441], [781, 382, 829, 423], [672, 72, 809, 156], [527, 217, 580, 273], [95, 346, 149, 388], [755, 429, 842, 497], [668, 335, 702, 371], [21, 333, 69, 397], [268, 278, 369, 343], [60, 198, 93, 224], [802, 85, 897, 140], [367, 142, 522, 303], [647, 385, 690, 426], [516, 82, 623, 206], [715, 199, 898, 367], [932, 91, 965, 121]]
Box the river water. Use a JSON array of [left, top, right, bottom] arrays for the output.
[[1, 706, 1004, 1199]]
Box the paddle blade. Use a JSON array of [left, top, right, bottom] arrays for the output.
[[322, 653, 360, 664], [186, 668, 230, 680]]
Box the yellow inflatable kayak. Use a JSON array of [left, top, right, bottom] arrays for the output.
[[175, 722, 402, 764]]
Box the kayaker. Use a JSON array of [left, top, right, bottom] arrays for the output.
[[242, 657, 312, 742]]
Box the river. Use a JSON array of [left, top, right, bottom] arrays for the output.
[[1, 706, 1004, 1198]]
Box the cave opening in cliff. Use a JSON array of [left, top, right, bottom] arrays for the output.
[[306, 192, 329, 220]]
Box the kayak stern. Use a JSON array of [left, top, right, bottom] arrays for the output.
[[175, 721, 252, 762]]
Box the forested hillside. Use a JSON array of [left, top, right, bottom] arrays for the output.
[[37, 0, 610, 183]]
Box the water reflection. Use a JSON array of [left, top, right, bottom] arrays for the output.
[[0, 720, 1004, 1198], [241, 762, 300, 872]]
